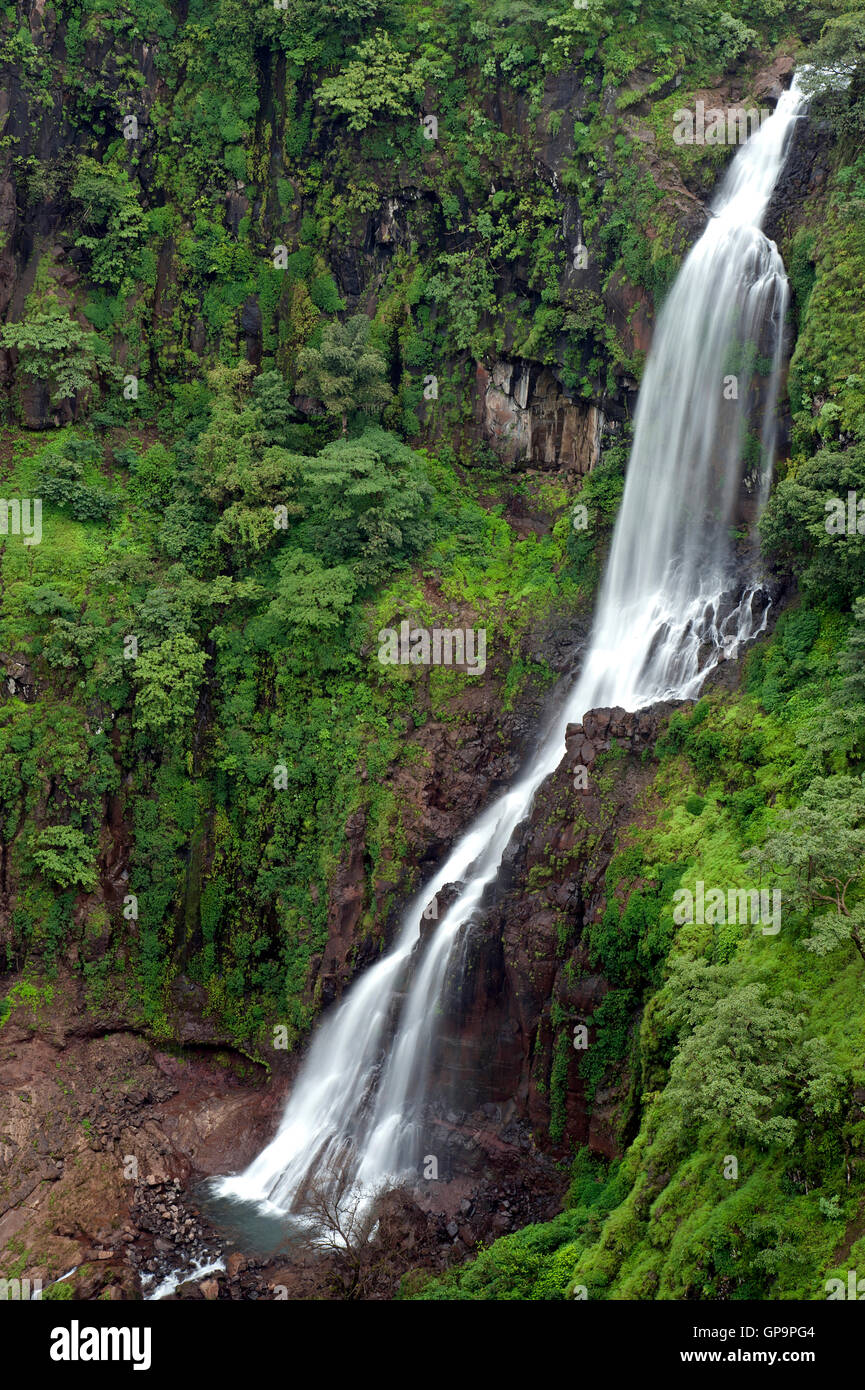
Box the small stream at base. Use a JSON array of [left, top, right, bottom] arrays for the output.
[[140, 1183, 310, 1300]]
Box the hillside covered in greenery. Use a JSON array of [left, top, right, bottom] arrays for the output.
[[1, 0, 864, 1305]]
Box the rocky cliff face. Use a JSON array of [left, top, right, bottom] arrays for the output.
[[0, 972, 286, 1298], [310, 615, 588, 1009], [412, 702, 683, 1179], [473, 359, 610, 475]]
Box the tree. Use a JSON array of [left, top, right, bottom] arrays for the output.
[[251, 370, 300, 446], [297, 427, 433, 584], [746, 775, 865, 963], [759, 442, 865, 608], [795, 598, 865, 767], [660, 961, 843, 1148], [128, 443, 177, 509], [268, 550, 357, 631], [195, 364, 303, 554], [0, 304, 116, 411], [259, 0, 383, 67], [71, 158, 146, 293], [840, 596, 865, 703], [801, 14, 865, 141], [132, 634, 208, 740], [299, 1161, 386, 1299], [426, 250, 496, 354], [38, 442, 119, 523], [314, 30, 420, 131], [30, 825, 98, 892], [297, 315, 392, 435]]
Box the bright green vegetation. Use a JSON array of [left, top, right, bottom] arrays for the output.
[[406, 132, 865, 1295], [0, 380, 584, 1044], [409, 602, 865, 1298], [0, 0, 845, 426]]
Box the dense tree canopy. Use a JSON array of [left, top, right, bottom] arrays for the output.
[[297, 315, 393, 435]]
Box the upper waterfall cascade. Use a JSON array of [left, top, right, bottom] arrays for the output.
[[215, 77, 807, 1214]]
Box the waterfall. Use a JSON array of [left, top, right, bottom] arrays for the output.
[[215, 77, 806, 1214]]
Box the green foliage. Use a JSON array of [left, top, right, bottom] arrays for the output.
[[801, 14, 865, 141], [128, 443, 177, 508], [588, 870, 678, 991], [314, 31, 421, 131], [71, 157, 146, 293], [565, 442, 627, 592], [42, 1280, 75, 1300], [745, 606, 826, 717], [268, 551, 357, 632], [840, 595, 865, 703], [5, 0, 865, 1304], [297, 314, 392, 434], [426, 251, 496, 354], [661, 963, 841, 1148], [195, 367, 303, 555], [294, 428, 434, 586], [787, 182, 865, 452], [548, 1027, 571, 1141], [251, 371, 301, 447], [655, 696, 734, 780], [760, 442, 865, 607], [580, 989, 636, 1104], [131, 634, 208, 739], [787, 229, 817, 331], [747, 775, 865, 964], [0, 304, 115, 410], [38, 446, 120, 524], [30, 826, 98, 891], [310, 273, 344, 314]]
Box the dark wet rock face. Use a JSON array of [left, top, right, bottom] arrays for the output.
[[407, 702, 684, 1172], [311, 625, 589, 1005]]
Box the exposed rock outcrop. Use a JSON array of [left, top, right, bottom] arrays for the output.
[[415, 700, 686, 1168], [0, 973, 286, 1299], [474, 358, 610, 472]]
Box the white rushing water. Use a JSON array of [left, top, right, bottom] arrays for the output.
[[144, 1256, 226, 1302], [215, 78, 806, 1214]]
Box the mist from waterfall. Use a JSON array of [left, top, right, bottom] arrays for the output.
[[214, 77, 806, 1215]]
